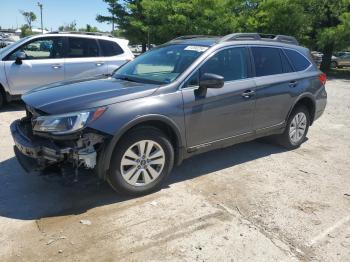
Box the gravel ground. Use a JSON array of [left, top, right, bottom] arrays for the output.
[[0, 79, 349, 262]]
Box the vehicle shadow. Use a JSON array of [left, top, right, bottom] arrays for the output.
[[0, 101, 25, 113], [0, 140, 288, 221]]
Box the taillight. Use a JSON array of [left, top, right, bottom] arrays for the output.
[[319, 73, 327, 86]]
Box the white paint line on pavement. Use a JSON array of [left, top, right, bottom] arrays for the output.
[[308, 215, 350, 246]]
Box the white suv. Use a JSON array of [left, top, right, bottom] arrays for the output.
[[0, 32, 134, 108]]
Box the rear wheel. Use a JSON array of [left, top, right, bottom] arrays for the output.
[[276, 106, 310, 149], [0, 86, 6, 109], [0, 90, 5, 109], [107, 127, 174, 195], [331, 61, 338, 69]]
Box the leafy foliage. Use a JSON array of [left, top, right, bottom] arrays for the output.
[[20, 11, 37, 30], [97, 0, 350, 70]]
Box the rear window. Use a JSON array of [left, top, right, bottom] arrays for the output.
[[284, 49, 311, 71], [99, 40, 124, 56], [67, 37, 99, 58], [252, 47, 283, 77]]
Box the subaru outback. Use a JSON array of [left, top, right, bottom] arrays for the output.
[[10, 33, 327, 195]]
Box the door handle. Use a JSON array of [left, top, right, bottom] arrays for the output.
[[241, 90, 255, 99], [289, 80, 298, 88], [95, 62, 105, 67], [52, 64, 62, 69]]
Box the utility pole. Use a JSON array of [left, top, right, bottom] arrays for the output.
[[37, 2, 43, 33]]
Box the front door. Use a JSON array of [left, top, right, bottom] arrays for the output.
[[4, 37, 65, 95], [182, 47, 256, 147]]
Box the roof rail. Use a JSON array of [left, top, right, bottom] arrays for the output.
[[220, 33, 262, 42], [273, 35, 299, 45], [170, 35, 216, 41], [220, 33, 299, 45], [49, 31, 113, 37]]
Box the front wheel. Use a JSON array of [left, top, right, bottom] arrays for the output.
[[276, 106, 310, 149], [107, 127, 174, 195], [330, 61, 338, 69]]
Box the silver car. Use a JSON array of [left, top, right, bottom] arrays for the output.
[[0, 32, 134, 108], [332, 52, 350, 68]]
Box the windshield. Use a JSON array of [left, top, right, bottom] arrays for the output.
[[0, 36, 30, 56], [113, 44, 208, 84]]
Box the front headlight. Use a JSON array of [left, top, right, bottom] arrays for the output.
[[32, 107, 106, 135]]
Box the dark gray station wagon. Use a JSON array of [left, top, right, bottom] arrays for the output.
[[11, 33, 327, 195]]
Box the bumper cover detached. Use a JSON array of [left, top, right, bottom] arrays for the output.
[[10, 120, 72, 172]]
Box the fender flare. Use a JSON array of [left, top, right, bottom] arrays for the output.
[[98, 114, 184, 178], [287, 93, 316, 125]]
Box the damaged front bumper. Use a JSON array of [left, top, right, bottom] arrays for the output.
[[10, 118, 106, 173]]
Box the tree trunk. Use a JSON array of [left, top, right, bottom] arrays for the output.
[[142, 43, 147, 53], [320, 43, 334, 72]]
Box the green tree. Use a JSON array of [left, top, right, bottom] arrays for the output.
[[79, 24, 99, 32], [301, 0, 350, 71], [240, 0, 309, 41], [59, 21, 77, 31], [96, 0, 350, 70], [97, 0, 149, 51], [20, 24, 34, 37], [21, 11, 37, 30]]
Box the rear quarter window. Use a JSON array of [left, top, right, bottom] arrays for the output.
[[99, 40, 124, 56], [284, 49, 311, 71]]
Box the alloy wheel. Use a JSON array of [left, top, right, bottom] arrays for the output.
[[120, 140, 166, 186], [289, 112, 307, 144]]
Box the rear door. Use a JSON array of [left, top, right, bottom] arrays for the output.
[[98, 39, 131, 74], [251, 46, 298, 131], [3, 36, 65, 94], [64, 37, 107, 80]]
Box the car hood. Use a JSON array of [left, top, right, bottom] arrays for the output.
[[22, 76, 160, 114]]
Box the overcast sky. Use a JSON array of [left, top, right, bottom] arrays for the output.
[[0, 0, 112, 31]]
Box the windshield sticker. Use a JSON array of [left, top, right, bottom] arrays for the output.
[[184, 46, 208, 52]]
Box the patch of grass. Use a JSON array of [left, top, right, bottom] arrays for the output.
[[325, 68, 350, 80]]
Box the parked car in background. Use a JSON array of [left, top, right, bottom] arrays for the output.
[[10, 33, 327, 195], [0, 32, 134, 108], [0, 32, 20, 49], [331, 52, 350, 68], [334, 51, 350, 58]]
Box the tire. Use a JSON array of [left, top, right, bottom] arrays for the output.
[[276, 105, 310, 149], [331, 61, 338, 69], [0, 88, 5, 109], [107, 126, 174, 196]]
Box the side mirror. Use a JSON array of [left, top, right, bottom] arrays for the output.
[[199, 73, 224, 89], [15, 52, 26, 65]]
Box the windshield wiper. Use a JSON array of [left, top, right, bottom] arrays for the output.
[[114, 75, 140, 83], [114, 74, 165, 85]]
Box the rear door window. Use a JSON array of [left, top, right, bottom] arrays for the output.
[[99, 40, 124, 56], [284, 49, 311, 71], [252, 47, 283, 77], [67, 37, 99, 58]]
